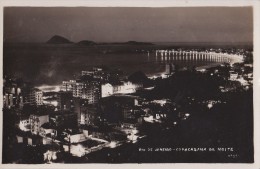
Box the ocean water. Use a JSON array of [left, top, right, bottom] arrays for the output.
[[3, 43, 223, 86]]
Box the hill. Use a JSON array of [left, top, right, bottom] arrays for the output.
[[46, 35, 73, 44]]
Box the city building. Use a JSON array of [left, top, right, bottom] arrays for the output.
[[101, 83, 113, 97], [49, 112, 78, 131], [61, 80, 76, 92], [29, 114, 49, 135], [113, 81, 142, 94], [101, 81, 143, 97], [100, 95, 141, 123], [35, 89, 44, 105], [61, 129, 88, 147], [39, 123, 56, 138], [57, 91, 73, 111], [82, 67, 124, 83], [3, 93, 14, 108], [80, 106, 98, 126], [24, 88, 43, 106], [73, 82, 83, 98], [82, 67, 107, 82], [73, 81, 101, 104], [72, 98, 88, 123], [61, 79, 101, 105], [3, 79, 22, 96], [3, 78, 24, 109], [19, 117, 31, 132], [45, 111, 78, 137], [82, 125, 112, 141], [81, 81, 101, 104], [122, 106, 141, 120], [27, 135, 43, 146]]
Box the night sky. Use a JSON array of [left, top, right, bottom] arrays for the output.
[[4, 7, 253, 43]]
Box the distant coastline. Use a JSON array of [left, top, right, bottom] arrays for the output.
[[4, 41, 253, 48]]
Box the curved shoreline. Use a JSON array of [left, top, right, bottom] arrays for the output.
[[195, 63, 224, 71]]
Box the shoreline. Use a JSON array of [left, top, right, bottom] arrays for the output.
[[195, 62, 223, 71]]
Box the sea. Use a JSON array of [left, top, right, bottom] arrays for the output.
[[3, 42, 251, 86]]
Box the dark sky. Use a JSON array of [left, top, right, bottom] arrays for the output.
[[4, 7, 253, 43]]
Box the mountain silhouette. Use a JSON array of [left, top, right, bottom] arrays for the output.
[[46, 35, 73, 44]]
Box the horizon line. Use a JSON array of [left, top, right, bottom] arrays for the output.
[[3, 41, 253, 44]]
